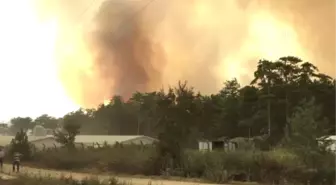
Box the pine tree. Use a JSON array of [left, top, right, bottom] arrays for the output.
[[9, 129, 32, 160]]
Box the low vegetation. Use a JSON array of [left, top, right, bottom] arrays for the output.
[[32, 145, 155, 174], [0, 174, 130, 185], [28, 146, 335, 184]]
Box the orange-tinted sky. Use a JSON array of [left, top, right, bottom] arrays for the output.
[[0, 0, 334, 121]]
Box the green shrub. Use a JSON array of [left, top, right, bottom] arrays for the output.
[[33, 149, 99, 170], [30, 145, 335, 184], [33, 145, 156, 174], [0, 175, 130, 185]]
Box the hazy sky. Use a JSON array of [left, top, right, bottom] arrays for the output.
[[0, 0, 78, 122], [0, 0, 334, 121]]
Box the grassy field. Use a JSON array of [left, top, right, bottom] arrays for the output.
[[0, 174, 130, 185], [0, 173, 261, 185], [0, 164, 219, 185], [15, 145, 333, 185]]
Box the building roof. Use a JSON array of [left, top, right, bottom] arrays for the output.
[[0, 135, 157, 146], [198, 136, 229, 142], [74, 135, 156, 145], [0, 135, 54, 146], [318, 135, 336, 140]]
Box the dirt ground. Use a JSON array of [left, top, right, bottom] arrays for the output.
[[0, 164, 218, 185]]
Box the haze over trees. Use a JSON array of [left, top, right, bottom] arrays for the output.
[[7, 57, 335, 146]]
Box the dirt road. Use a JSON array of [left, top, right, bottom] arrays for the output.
[[1, 164, 217, 185]]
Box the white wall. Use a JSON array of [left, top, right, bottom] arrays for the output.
[[318, 136, 336, 152], [224, 142, 236, 151], [31, 138, 61, 150], [325, 140, 336, 152], [122, 136, 156, 145], [75, 143, 100, 148], [75, 136, 157, 148], [198, 141, 237, 151], [198, 141, 212, 151]]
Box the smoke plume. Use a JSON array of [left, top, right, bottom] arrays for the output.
[[260, 0, 335, 75], [33, 0, 335, 107], [87, 0, 166, 99]]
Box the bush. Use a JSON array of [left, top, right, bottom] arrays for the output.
[[0, 175, 130, 185], [180, 148, 334, 184], [29, 145, 335, 184], [32, 145, 156, 174]]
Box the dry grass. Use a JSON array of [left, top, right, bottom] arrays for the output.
[[1, 164, 222, 185], [0, 173, 131, 185]]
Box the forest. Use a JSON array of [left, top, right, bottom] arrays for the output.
[[5, 56, 335, 143]]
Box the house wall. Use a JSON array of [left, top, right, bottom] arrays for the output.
[[122, 136, 156, 145], [74, 137, 156, 148], [74, 142, 100, 148], [318, 136, 336, 152], [30, 138, 61, 150], [198, 141, 237, 152], [327, 141, 336, 152], [198, 141, 212, 151], [224, 142, 236, 151]]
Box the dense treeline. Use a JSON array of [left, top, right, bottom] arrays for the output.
[[5, 56, 335, 144]]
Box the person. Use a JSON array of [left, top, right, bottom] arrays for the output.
[[0, 147, 4, 171], [13, 152, 21, 173]]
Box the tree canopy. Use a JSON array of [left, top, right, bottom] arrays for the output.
[[8, 56, 335, 147]]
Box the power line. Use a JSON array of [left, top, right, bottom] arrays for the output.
[[75, 0, 156, 23], [110, 0, 158, 40], [130, 0, 157, 18], [75, 0, 99, 22]]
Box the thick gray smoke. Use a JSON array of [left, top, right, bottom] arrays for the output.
[[86, 0, 166, 98], [33, 0, 335, 107], [86, 0, 251, 98]]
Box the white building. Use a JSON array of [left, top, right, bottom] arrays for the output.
[[0, 135, 158, 150], [74, 135, 158, 148], [319, 135, 336, 152], [0, 135, 57, 150], [198, 137, 237, 152]]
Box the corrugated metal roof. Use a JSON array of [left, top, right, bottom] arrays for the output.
[[326, 135, 336, 140], [74, 135, 146, 145], [0, 136, 53, 146], [0, 135, 156, 146]]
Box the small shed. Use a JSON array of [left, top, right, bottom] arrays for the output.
[[198, 137, 237, 152]]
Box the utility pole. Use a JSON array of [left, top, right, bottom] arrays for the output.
[[137, 119, 140, 135], [267, 83, 271, 136], [262, 62, 271, 137]]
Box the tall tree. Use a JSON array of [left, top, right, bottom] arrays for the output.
[[251, 60, 277, 137], [54, 114, 81, 149], [284, 98, 329, 152], [214, 78, 241, 138], [34, 114, 59, 130], [155, 81, 199, 168], [10, 117, 33, 134]]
